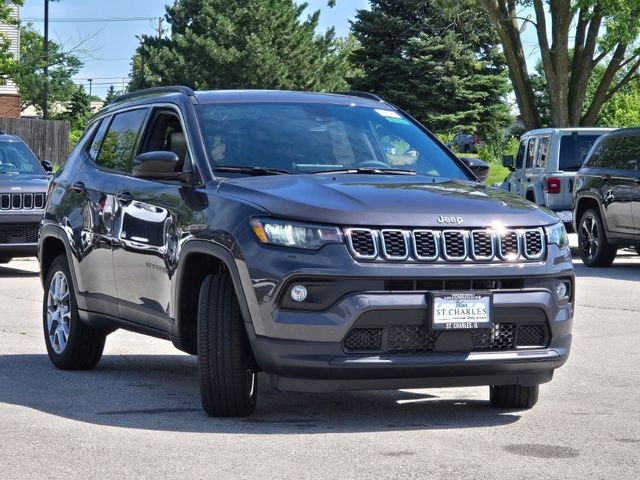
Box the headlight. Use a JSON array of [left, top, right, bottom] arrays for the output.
[[250, 218, 342, 250], [545, 222, 569, 249]]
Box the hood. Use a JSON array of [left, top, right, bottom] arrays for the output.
[[0, 173, 50, 193], [218, 174, 559, 228]]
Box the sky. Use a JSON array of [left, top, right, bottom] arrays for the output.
[[20, 0, 369, 99]]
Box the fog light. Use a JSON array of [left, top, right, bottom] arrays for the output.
[[290, 284, 308, 302], [555, 281, 569, 300]]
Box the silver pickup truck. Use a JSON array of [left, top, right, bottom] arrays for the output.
[[501, 128, 613, 228]]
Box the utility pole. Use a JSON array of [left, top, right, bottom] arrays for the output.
[[135, 35, 145, 89], [43, 0, 49, 119], [157, 17, 164, 38], [88, 78, 93, 97]]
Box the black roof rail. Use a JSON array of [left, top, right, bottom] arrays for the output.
[[334, 91, 385, 102], [112, 86, 196, 105]]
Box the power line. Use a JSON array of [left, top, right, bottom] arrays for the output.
[[22, 16, 156, 23]]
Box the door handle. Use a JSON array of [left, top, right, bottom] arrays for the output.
[[116, 192, 133, 205], [70, 182, 85, 193]]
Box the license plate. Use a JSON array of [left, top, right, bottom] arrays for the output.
[[431, 292, 492, 330]]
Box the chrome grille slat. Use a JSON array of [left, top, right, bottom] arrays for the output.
[[441, 230, 467, 261], [380, 229, 408, 260], [0, 193, 46, 211], [345, 227, 546, 263]]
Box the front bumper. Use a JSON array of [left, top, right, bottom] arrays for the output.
[[239, 243, 574, 392], [0, 212, 43, 257]]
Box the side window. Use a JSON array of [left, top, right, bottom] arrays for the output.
[[535, 136, 550, 168], [615, 136, 640, 171], [140, 109, 190, 169], [598, 137, 620, 169], [95, 108, 148, 172], [88, 118, 110, 161], [515, 140, 526, 169], [526, 138, 537, 168]]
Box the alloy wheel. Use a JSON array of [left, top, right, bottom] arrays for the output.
[[580, 214, 600, 261], [46, 271, 71, 354]]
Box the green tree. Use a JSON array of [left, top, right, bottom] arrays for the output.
[[103, 85, 121, 106], [480, 0, 640, 128], [597, 83, 640, 127], [14, 24, 82, 114], [0, 0, 23, 81], [350, 0, 512, 138], [60, 85, 90, 128], [128, 0, 351, 91]]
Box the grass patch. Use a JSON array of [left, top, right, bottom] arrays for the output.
[[485, 163, 510, 186]]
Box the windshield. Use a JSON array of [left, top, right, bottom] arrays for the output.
[[196, 102, 468, 180], [559, 134, 602, 171], [0, 141, 43, 174]]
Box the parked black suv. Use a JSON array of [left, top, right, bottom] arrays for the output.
[[573, 128, 640, 266], [0, 132, 51, 263], [39, 87, 574, 416]]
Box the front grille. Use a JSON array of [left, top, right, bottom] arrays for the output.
[[524, 230, 544, 259], [343, 328, 383, 352], [388, 326, 438, 353], [346, 229, 377, 259], [341, 322, 549, 354], [471, 323, 515, 351], [383, 278, 525, 291], [0, 193, 46, 210], [345, 227, 546, 263], [381, 230, 407, 259], [442, 231, 466, 260], [0, 224, 40, 244], [516, 324, 546, 346]]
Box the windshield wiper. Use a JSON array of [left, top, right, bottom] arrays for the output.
[[312, 167, 416, 175], [214, 166, 290, 176]]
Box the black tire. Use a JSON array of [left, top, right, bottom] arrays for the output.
[[0, 257, 11, 264], [490, 384, 539, 409], [577, 209, 617, 267], [43, 255, 106, 370], [198, 272, 258, 417]]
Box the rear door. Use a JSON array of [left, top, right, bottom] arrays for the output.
[[615, 134, 640, 238], [595, 135, 634, 236]]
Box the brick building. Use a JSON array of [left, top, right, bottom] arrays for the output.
[[0, 2, 20, 118]]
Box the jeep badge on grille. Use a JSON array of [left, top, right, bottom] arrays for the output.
[[437, 215, 464, 225]]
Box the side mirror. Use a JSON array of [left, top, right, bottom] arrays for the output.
[[460, 156, 489, 183], [41, 160, 54, 173], [132, 151, 188, 181], [502, 154, 514, 170]]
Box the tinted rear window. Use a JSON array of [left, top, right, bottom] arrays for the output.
[[559, 134, 601, 170], [616, 135, 640, 171]]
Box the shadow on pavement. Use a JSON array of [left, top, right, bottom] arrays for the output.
[[0, 264, 39, 278], [0, 354, 520, 433], [573, 257, 640, 281]]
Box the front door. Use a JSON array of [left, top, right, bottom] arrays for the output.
[[112, 108, 193, 332]]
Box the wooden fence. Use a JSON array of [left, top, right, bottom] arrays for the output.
[[0, 117, 69, 165]]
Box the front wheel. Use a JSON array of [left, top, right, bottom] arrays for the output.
[[198, 272, 258, 417], [43, 255, 106, 369], [578, 209, 617, 267], [490, 384, 539, 409]]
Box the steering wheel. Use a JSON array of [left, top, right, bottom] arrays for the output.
[[356, 160, 392, 169]]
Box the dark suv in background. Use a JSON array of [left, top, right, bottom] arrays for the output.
[[0, 132, 51, 263], [39, 87, 574, 417], [573, 128, 640, 266]]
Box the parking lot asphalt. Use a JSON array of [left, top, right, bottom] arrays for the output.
[[0, 253, 639, 480]]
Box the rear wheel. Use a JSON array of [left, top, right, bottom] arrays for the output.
[[490, 384, 539, 409], [43, 255, 106, 369], [198, 272, 258, 417], [578, 209, 617, 267]]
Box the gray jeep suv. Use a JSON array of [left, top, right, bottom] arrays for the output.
[[0, 132, 51, 263], [39, 87, 574, 417]]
